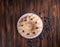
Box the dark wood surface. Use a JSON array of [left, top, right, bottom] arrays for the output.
[[0, 0, 60, 47]]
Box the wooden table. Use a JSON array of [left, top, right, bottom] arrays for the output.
[[0, 0, 60, 47]]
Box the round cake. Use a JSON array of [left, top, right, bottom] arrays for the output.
[[17, 13, 43, 39]]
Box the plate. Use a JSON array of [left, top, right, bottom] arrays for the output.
[[17, 13, 43, 39]]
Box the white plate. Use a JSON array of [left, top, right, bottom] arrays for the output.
[[17, 13, 43, 39]]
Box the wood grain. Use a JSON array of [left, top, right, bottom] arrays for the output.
[[0, 0, 60, 47]]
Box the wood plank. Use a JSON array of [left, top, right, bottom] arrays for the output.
[[0, 0, 2, 47], [1, 0, 7, 47], [5, 0, 14, 47]]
